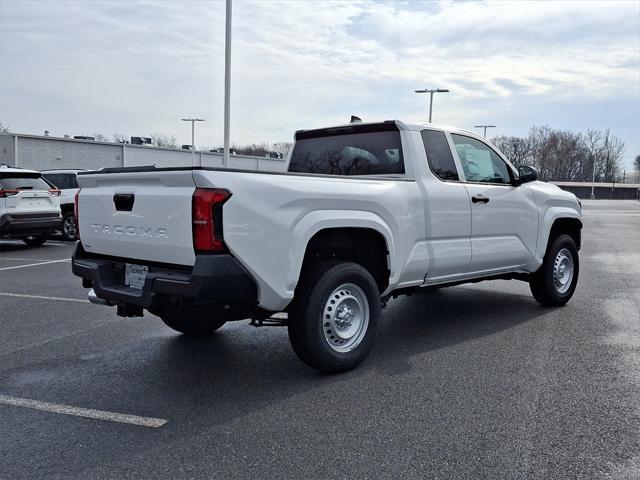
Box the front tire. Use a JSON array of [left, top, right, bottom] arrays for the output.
[[529, 234, 579, 306], [288, 261, 381, 373], [22, 234, 48, 247]]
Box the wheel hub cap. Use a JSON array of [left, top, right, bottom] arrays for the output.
[[553, 248, 574, 294], [323, 283, 369, 352]]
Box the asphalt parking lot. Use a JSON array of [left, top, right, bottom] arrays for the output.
[[1, 200, 639, 479]]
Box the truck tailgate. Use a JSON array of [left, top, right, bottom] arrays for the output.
[[77, 170, 196, 266]]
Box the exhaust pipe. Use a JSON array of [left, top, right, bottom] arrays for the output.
[[88, 289, 114, 306]]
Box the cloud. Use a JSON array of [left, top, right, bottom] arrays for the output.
[[0, 0, 638, 165]]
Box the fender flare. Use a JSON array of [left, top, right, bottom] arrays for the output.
[[536, 207, 583, 260], [286, 210, 396, 293]]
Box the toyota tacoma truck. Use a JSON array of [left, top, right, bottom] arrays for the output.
[[72, 120, 582, 372]]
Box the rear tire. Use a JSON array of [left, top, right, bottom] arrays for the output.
[[288, 261, 381, 373], [22, 234, 48, 247], [159, 311, 226, 336], [61, 212, 78, 242], [529, 234, 579, 306]]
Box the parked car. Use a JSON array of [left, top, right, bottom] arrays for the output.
[[0, 165, 62, 247], [41, 169, 83, 241], [71, 120, 582, 372]]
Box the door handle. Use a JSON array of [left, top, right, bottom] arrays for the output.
[[113, 193, 135, 211], [472, 194, 490, 204]]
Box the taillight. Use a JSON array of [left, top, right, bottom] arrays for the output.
[[192, 188, 231, 253], [0, 189, 19, 198], [49, 188, 61, 196], [74, 189, 81, 239]]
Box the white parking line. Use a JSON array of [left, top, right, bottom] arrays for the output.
[[0, 257, 42, 261], [0, 394, 168, 428], [0, 259, 70, 271], [0, 292, 87, 303]]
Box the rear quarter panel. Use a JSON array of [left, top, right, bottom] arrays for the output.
[[193, 170, 425, 311]]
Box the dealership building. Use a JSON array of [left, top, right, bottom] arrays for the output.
[[0, 133, 287, 172]]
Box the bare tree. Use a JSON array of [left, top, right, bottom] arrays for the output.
[[492, 135, 531, 167], [232, 142, 271, 157], [498, 126, 625, 182], [598, 129, 625, 182], [0, 123, 10, 134], [112, 133, 127, 143], [271, 142, 293, 156], [634, 155, 640, 171], [92, 133, 110, 142], [150, 133, 178, 148]]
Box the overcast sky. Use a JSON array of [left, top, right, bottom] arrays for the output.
[[1, 0, 638, 168]]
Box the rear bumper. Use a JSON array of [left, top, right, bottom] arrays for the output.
[[0, 212, 62, 237], [71, 244, 258, 313]]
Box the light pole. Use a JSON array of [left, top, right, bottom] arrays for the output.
[[590, 158, 597, 199], [415, 88, 449, 123], [181, 118, 205, 166], [474, 125, 497, 138], [223, 0, 232, 167]]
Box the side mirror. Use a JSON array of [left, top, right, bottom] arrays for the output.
[[517, 165, 538, 185]]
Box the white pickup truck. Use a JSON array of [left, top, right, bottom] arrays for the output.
[[72, 120, 582, 372]]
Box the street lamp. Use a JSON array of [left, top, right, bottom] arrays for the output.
[[415, 88, 450, 123], [223, 0, 232, 167], [181, 118, 205, 166], [474, 125, 497, 138], [591, 159, 597, 199]]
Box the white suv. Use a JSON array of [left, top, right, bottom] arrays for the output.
[[41, 169, 83, 241], [0, 165, 62, 247]]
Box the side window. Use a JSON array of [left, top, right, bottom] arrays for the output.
[[43, 173, 64, 188], [421, 130, 459, 181], [450, 134, 512, 184], [68, 174, 79, 189]]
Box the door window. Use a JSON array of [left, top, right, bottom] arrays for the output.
[[421, 130, 459, 181], [450, 134, 512, 184]]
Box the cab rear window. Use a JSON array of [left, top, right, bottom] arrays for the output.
[[0, 173, 52, 190], [289, 123, 404, 176]]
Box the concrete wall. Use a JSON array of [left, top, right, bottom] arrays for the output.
[[555, 184, 639, 200], [123, 145, 287, 172], [0, 135, 16, 166], [15, 136, 123, 171], [1, 134, 287, 173]]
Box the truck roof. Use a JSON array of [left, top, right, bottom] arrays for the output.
[[295, 120, 487, 143], [41, 169, 86, 174]]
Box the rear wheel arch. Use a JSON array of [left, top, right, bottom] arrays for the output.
[[297, 227, 391, 294]]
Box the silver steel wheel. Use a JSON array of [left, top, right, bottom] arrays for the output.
[[553, 248, 574, 294], [63, 215, 77, 240], [322, 283, 369, 353]]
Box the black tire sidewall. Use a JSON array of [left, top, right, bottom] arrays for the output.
[[159, 308, 226, 336], [62, 212, 77, 241], [291, 262, 381, 372]]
